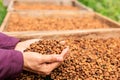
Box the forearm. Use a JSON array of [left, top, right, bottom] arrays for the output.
[[0, 33, 20, 49], [0, 49, 23, 80]]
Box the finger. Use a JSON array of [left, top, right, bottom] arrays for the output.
[[23, 67, 38, 74], [46, 62, 61, 72], [24, 68, 46, 75], [41, 55, 63, 63], [39, 62, 61, 75], [25, 39, 41, 45], [60, 46, 69, 58]]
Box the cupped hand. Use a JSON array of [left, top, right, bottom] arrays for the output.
[[15, 39, 69, 75], [23, 46, 69, 75]]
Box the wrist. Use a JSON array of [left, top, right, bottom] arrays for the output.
[[22, 52, 28, 70]]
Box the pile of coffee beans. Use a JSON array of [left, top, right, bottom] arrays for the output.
[[16, 38, 120, 80], [24, 40, 66, 55], [51, 38, 120, 80], [6, 14, 110, 32]]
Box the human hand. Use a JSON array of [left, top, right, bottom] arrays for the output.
[[15, 39, 40, 53], [15, 39, 69, 75], [23, 46, 69, 75]]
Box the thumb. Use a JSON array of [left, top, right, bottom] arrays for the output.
[[41, 55, 63, 63], [60, 46, 69, 58]]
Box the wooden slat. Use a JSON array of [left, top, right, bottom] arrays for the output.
[[95, 13, 120, 28], [7, 0, 14, 11], [3, 28, 120, 40], [74, 0, 93, 11], [0, 12, 11, 32]]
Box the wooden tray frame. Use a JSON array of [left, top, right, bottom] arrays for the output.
[[3, 28, 120, 41]]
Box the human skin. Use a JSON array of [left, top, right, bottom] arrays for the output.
[[15, 39, 69, 75]]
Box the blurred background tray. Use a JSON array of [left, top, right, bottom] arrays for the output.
[[7, 0, 93, 11], [0, 11, 120, 33]]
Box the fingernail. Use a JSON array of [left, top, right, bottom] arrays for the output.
[[57, 56, 63, 61]]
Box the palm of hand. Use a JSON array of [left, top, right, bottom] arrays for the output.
[[15, 39, 40, 52]]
